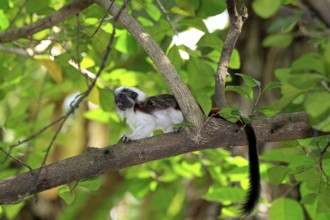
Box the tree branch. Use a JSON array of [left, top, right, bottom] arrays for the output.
[[94, 0, 206, 131], [0, 112, 326, 204], [214, 0, 248, 108], [0, 0, 93, 43], [303, 0, 330, 27]]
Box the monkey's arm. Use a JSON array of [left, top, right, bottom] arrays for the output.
[[121, 112, 157, 142]]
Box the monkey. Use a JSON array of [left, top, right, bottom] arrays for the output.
[[115, 87, 260, 215], [114, 86, 184, 142], [209, 108, 260, 216]]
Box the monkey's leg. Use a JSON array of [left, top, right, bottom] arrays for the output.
[[121, 124, 155, 142]]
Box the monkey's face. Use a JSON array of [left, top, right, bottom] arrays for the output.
[[114, 89, 138, 111]]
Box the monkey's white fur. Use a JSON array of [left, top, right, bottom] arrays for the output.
[[115, 86, 184, 141]]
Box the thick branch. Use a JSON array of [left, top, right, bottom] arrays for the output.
[[214, 0, 248, 108], [0, 112, 326, 204], [0, 0, 93, 43], [94, 0, 206, 130]]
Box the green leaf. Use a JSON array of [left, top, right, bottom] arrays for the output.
[[197, 33, 223, 50], [287, 74, 326, 90], [171, 0, 195, 16], [187, 57, 214, 90], [268, 14, 301, 33], [195, 89, 212, 116], [301, 193, 317, 205], [291, 53, 326, 74], [0, 10, 9, 30], [226, 85, 254, 101], [269, 198, 304, 220], [268, 166, 290, 185], [219, 107, 241, 123], [229, 49, 241, 69], [263, 34, 293, 48], [79, 177, 102, 191], [317, 186, 330, 212], [167, 46, 182, 71], [206, 49, 240, 69], [304, 92, 330, 118], [3, 203, 25, 219], [261, 147, 301, 163], [0, 0, 10, 10], [104, 69, 159, 88], [258, 105, 280, 117], [54, 54, 82, 82], [127, 179, 151, 199], [157, 0, 176, 11], [115, 30, 138, 55], [145, 19, 171, 41], [26, 0, 50, 14], [316, 114, 330, 132], [58, 185, 76, 205], [252, 0, 281, 19], [173, 121, 195, 129], [263, 81, 282, 91], [150, 187, 175, 210], [203, 186, 245, 203], [236, 73, 261, 88], [281, 15, 301, 33], [173, 162, 194, 178], [198, 0, 226, 18], [181, 161, 203, 177], [84, 108, 114, 123], [99, 88, 114, 112], [146, 3, 161, 21], [0, 89, 5, 100], [295, 168, 320, 191], [179, 18, 208, 32]]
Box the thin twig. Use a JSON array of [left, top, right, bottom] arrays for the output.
[[91, 0, 115, 38], [0, 115, 67, 164], [155, 0, 177, 34], [317, 137, 330, 184], [0, 148, 32, 171], [214, 0, 248, 108]]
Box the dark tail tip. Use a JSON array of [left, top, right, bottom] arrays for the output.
[[240, 177, 261, 216], [240, 124, 261, 216]]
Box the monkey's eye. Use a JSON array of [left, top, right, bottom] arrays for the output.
[[130, 92, 138, 100]]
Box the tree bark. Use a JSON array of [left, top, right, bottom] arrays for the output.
[[0, 112, 326, 204]]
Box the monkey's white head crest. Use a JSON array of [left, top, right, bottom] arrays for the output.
[[114, 86, 147, 103]]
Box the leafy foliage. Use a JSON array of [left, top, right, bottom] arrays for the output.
[[0, 0, 329, 219]]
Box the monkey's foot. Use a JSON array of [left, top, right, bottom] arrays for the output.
[[120, 134, 131, 143]]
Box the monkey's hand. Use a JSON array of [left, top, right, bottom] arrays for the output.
[[120, 134, 131, 143]]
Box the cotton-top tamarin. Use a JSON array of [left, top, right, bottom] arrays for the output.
[[114, 86, 184, 142]]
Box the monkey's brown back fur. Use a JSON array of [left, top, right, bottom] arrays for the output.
[[134, 94, 180, 114]]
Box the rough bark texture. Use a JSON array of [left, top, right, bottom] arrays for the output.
[[0, 112, 324, 204]]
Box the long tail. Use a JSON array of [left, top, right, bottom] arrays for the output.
[[240, 124, 261, 216]]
